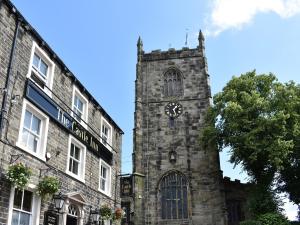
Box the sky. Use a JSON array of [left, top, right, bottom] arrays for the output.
[[10, 0, 300, 220]]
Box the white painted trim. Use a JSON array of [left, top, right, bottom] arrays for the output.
[[16, 99, 49, 161], [72, 85, 89, 128], [66, 135, 86, 183], [100, 116, 113, 151], [7, 186, 41, 225], [99, 159, 112, 197], [27, 41, 55, 97]]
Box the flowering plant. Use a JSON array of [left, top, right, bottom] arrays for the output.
[[37, 176, 60, 200], [112, 208, 124, 224], [100, 204, 112, 220], [6, 163, 32, 190]]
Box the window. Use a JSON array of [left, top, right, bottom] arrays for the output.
[[101, 118, 112, 150], [11, 190, 33, 225], [160, 172, 188, 220], [16, 100, 49, 161], [163, 68, 183, 97], [72, 86, 88, 127], [7, 188, 41, 225], [66, 136, 86, 182], [27, 42, 55, 96], [66, 205, 79, 225], [99, 159, 111, 196]]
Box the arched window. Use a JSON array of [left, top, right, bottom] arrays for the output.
[[163, 68, 183, 97], [67, 204, 78, 225], [160, 172, 188, 220]]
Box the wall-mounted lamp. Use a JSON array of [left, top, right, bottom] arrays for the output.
[[11, 95, 20, 104], [53, 192, 65, 212], [90, 208, 100, 224]]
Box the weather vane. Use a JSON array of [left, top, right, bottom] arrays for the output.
[[185, 28, 189, 46]]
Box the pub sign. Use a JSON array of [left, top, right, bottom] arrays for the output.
[[120, 176, 133, 197]]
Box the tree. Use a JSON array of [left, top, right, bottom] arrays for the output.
[[201, 71, 300, 215]]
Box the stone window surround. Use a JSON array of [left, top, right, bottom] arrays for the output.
[[66, 135, 86, 183], [6, 185, 41, 225], [99, 159, 112, 197], [27, 41, 55, 97], [16, 99, 49, 161], [72, 85, 89, 128]]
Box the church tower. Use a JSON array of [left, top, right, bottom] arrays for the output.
[[132, 32, 227, 225]]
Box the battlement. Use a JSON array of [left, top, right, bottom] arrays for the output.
[[140, 46, 202, 62]]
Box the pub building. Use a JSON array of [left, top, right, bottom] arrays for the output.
[[0, 0, 123, 224]]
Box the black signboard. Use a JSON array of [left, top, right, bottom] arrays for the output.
[[120, 176, 133, 197], [25, 80, 113, 164], [44, 211, 59, 225]]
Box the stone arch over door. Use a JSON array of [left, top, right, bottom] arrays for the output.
[[61, 192, 87, 225], [156, 170, 191, 225]]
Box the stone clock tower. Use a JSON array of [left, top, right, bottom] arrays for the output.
[[132, 32, 227, 225]]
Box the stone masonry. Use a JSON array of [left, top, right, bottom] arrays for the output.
[[0, 1, 123, 224], [132, 33, 227, 225]]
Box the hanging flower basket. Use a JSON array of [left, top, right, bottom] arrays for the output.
[[112, 208, 124, 225], [6, 163, 32, 190], [37, 176, 60, 200], [100, 204, 112, 220]]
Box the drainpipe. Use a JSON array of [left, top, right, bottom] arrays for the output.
[[0, 11, 21, 140]]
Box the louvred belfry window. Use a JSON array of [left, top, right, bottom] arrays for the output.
[[163, 68, 183, 97], [160, 172, 188, 220]]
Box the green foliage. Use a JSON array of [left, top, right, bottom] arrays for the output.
[[290, 222, 300, 225], [258, 213, 289, 225], [6, 163, 32, 190], [247, 184, 283, 216], [37, 176, 60, 199], [200, 70, 300, 216], [100, 205, 112, 220], [240, 220, 261, 225]]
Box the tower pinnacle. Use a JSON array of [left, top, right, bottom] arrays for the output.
[[137, 36, 143, 62]]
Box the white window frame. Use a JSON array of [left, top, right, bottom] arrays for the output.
[[66, 135, 86, 183], [16, 99, 49, 161], [101, 117, 112, 151], [99, 159, 111, 196], [7, 185, 41, 225], [72, 86, 88, 128], [27, 41, 55, 97]]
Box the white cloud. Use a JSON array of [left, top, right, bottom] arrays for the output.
[[205, 0, 300, 36]]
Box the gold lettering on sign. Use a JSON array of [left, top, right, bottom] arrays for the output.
[[72, 121, 99, 152]]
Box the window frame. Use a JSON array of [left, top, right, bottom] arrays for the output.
[[27, 41, 55, 97], [16, 100, 49, 161], [7, 186, 41, 225], [163, 68, 183, 97], [72, 86, 89, 128], [160, 172, 189, 220], [101, 117, 113, 151], [66, 135, 86, 183], [99, 159, 112, 196]]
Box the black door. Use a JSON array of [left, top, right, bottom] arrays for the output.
[[66, 215, 77, 225]]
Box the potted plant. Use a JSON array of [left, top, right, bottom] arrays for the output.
[[37, 176, 60, 200], [6, 163, 32, 190], [100, 204, 112, 221]]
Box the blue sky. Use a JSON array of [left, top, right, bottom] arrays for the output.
[[11, 0, 300, 220]]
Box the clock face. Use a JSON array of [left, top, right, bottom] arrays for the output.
[[164, 102, 183, 118]]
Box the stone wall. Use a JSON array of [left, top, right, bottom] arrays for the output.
[[133, 36, 227, 225], [0, 1, 123, 224]]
